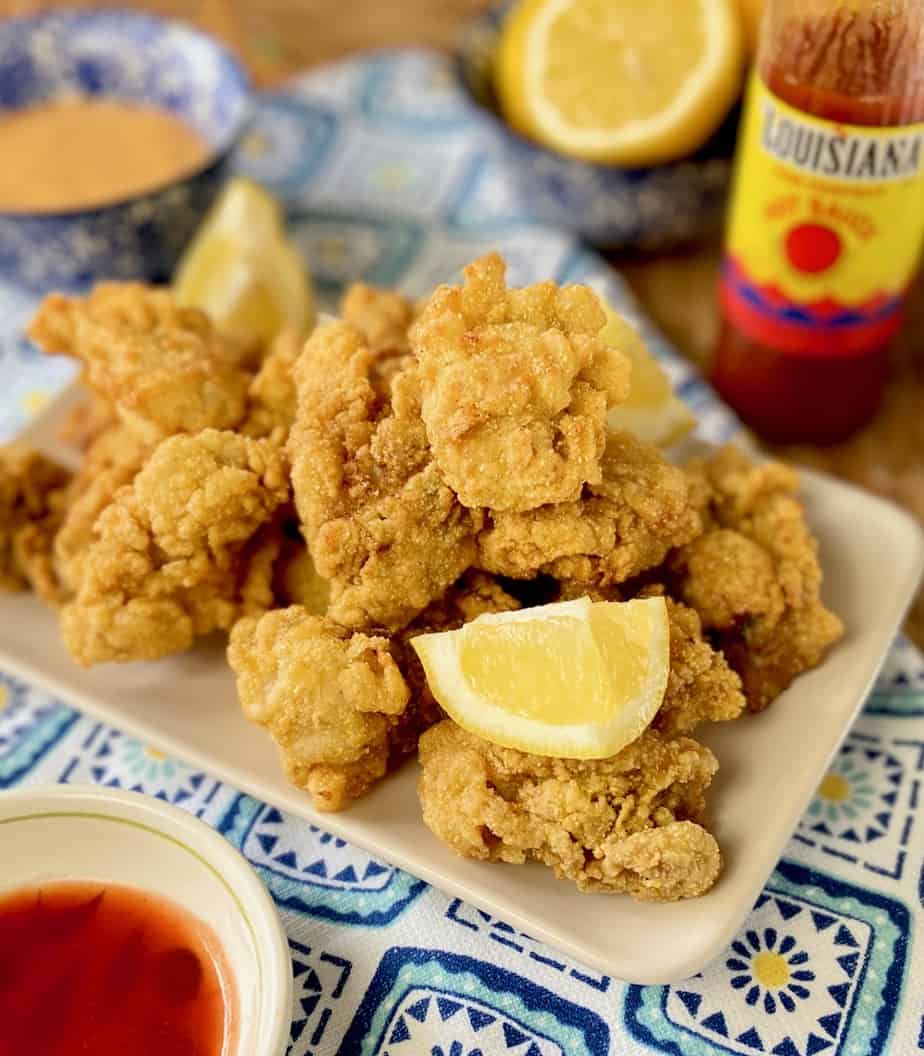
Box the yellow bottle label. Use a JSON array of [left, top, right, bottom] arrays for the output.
[[721, 71, 924, 356]]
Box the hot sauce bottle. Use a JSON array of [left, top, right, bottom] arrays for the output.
[[712, 0, 924, 443]]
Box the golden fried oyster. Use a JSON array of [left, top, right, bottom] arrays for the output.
[[242, 327, 303, 440], [671, 446, 844, 711], [60, 429, 289, 665], [230, 608, 414, 811], [477, 430, 700, 586], [288, 320, 482, 631], [55, 394, 117, 452], [341, 281, 415, 356], [651, 593, 746, 735], [52, 424, 153, 599], [229, 572, 519, 811], [29, 283, 251, 444], [0, 444, 72, 600], [410, 253, 631, 512], [418, 720, 721, 900]]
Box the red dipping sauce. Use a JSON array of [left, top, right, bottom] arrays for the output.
[[0, 882, 231, 1056]]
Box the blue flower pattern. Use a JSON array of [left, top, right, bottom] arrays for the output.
[[807, 754, 877, 828], [726, 928, 816, 1014], [796, 733, 918, 882], [119, 738, 181, 783]]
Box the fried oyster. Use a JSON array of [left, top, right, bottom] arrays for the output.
[[229, 572, 519, 810], [410, 252, 631, 512], [418, 720, 721, 900], [671, 446, 844, 711]]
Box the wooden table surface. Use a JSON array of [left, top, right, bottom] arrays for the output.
[[4, 0, 923, 645]]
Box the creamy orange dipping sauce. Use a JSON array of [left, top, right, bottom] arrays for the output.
[[0, 98, 211, 212]]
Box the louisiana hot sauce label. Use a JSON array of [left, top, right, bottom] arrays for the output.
[[721, 72, 924, 357]]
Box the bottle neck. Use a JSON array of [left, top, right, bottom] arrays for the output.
[[758, 0, 924, 125]]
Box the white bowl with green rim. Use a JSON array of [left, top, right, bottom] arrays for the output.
[[0, 783, 292, 1055]]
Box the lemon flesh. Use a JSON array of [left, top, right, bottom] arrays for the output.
[[174, 178, 314, 346], [496, 0, 744, 166], [412, 597, 670, 758], [599, 304, 696, 447]]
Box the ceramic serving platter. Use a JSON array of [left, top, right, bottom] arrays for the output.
[[2, 385, 922, 984]]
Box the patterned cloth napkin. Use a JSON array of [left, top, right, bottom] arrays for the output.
[[2, 50, 923, 1056]]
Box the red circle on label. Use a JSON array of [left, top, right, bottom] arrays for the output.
[[785, 223, 842, 274]]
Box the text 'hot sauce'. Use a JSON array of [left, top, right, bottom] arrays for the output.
[[713, 0, 924, 443], [0, 881, 231, 1056]]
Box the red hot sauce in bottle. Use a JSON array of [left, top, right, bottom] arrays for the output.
[[713, 0, 924, 443]]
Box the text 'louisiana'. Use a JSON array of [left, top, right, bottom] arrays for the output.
[[761, 102, 923, 183]]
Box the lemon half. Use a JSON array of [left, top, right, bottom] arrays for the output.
[[412, 596, 670, 758], [496, 0, 744, 166], [174, 178, 314, 346]]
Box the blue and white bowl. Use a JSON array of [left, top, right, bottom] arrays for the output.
[[0, 10, 251, 291], [455, 7, 738, 252]]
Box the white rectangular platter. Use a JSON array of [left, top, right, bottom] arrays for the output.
[[2, 388, 922, 983]]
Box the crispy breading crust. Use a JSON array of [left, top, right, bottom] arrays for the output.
[[418, 720, 721, 900], [0, 444, 72, 599], [61, 429, 289, 665], [650, 592, 746, 735], [289, 320, 482, 631], [478, 430, 700, 585], [53, 425, 152, 599], [671, 446, 844, 711], [241, 327, 303, 440], [410, 253, 631, 512], [229, 572, 520, 810], [56, 395, 117, 452], [341, 282, 415, 356], [229, 609, 413, 810], [29, 283, 251, 444]]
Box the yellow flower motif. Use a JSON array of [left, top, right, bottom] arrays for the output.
[[752, 950, 790, 988], [241, 131, 270, 158], [121, 738, 178, 781], [817, 772, 850, 803], [373, 162, 412, 192], [0, 684, 8, 711], [808, 753, 876, 826], [22, 390, 50, 416], [314, 237, 348, 269], [727, 927, 815, 1014]]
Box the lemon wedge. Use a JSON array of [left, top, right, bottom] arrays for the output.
[[174, 178, 314, 346], [495, 0, 744, 166], [412, 596, 669, 758], [600, 304, 697, 447]]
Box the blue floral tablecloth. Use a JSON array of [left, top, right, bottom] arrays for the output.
[[2, 50, 923, 1056]]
